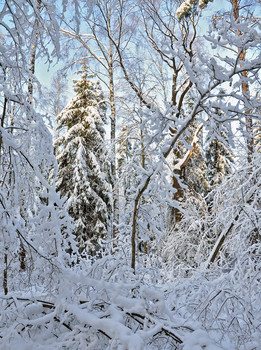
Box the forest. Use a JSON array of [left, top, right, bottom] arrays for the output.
[[0, 0, 260, 349]]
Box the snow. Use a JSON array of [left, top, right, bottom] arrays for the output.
[[1, 1, 261, 349], [68, 304, 145, 350], [183, 330, 226, 350]]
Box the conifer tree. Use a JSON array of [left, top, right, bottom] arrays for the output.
[[181, 120, 209, 198], [205, 113, 234, 188], [54, 69, 112, 255], [169, 92, 209, 226]]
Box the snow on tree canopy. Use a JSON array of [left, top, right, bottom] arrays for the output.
[[55, 69, 112, 256]]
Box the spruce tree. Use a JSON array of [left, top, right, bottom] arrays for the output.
[[169, 93, 209, 226], [181, 120, 209, 198], [54, 69, 112, 256], [205, 115, 234, 187]]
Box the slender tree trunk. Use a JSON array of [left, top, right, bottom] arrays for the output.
[[170, 73, 190, 226], [232, 0, 253, 163], [0, 97, 7, 155], [20, 0, 41, 269], [131, 199, 138, 272], [0, 66, 8, 158], [172, 71, 177, 107], [171, 71, 182, 225], [19, 240, 26, 270], [171, 168, 184, 225], [140, 128, 148, 255], [108, 46, 118, 239], [131, 175, 151, 273], [28, 47, 36, 101], [28, 0, 41, 102], [232, 0, 259, 253], [3, 251, 8, 295]]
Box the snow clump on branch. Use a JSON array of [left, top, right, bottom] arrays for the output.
[[176, 0, 213, 21]]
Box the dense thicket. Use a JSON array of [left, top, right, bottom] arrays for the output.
[[0, 0, 260, 349]]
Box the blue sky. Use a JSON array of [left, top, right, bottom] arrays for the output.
[[35, 0, 230, 89]]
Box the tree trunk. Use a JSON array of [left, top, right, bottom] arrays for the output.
[[171, 168, 184, 225], [28, 0, 41, 102], [3, 252, 8, 295], [232, 0, 253, 163], [21, 0, 41, 268], [131, 175, 152, 273], [108, 45, 118, 240], [0, 97, 7, 155]]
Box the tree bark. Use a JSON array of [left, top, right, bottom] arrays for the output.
[[232, 0, 253, 163], [28, 0, 41, 102], [108, 44, 118, 239], [131, 175, 152, 272], [0, 97, 7, 155], [3, 252, 8, 295]]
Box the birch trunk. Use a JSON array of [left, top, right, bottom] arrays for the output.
[[232, 0, 254, 163]]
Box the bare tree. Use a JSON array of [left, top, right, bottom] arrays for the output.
[[41, 72, 68, 135], [61, 0, 139, 238], [110, 0, 261, 272]]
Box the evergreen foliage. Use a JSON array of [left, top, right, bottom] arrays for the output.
[[169, 93, 209, 227], [180, 120, 209, 198], [54, 70, 112, 255], [1, 1, 261, 349], [205, 117, 234, 187]]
